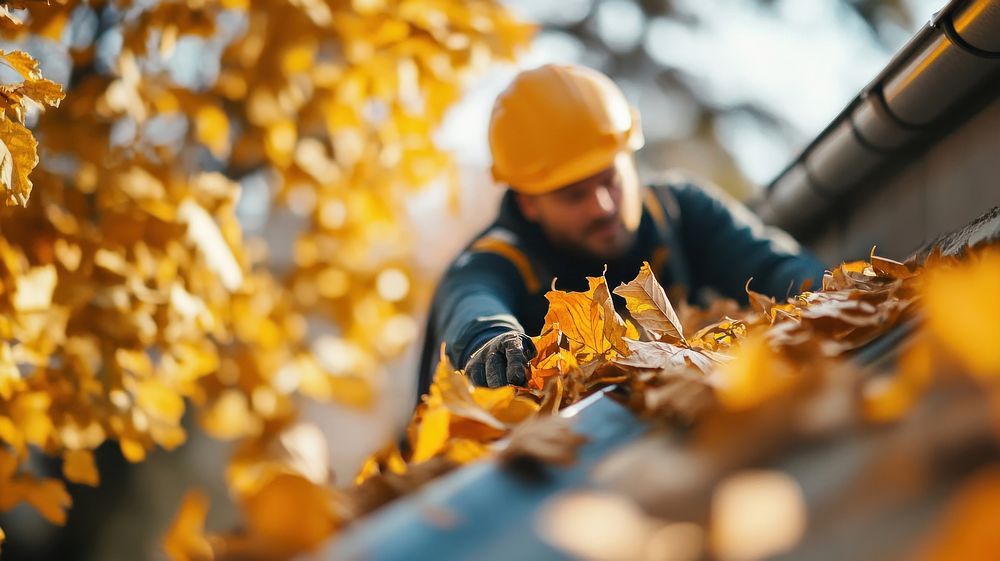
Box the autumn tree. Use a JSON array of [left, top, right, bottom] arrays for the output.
[[0, 0, 532, 553]]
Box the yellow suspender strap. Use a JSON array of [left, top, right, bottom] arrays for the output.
[[470, 236, 543, 294]]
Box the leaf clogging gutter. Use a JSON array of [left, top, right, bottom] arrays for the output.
[[752, 0, 1000, 235]]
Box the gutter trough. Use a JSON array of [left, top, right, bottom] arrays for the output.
[[754, 0, 1000, 234]]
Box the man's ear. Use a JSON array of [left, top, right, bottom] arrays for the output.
[[514, 192, 540, 222]]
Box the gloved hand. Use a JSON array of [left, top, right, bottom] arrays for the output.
[[464, 331, 537, 388]]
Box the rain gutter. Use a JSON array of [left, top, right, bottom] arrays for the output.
[[752, 0, 1000, 235]]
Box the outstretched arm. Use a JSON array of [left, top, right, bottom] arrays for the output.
[[430, 252, 535, 386], [671, 182, 826, 302]]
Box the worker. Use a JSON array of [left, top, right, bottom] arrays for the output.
[[417, 64, 826, 396]]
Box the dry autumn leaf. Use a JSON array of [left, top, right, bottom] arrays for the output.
[[915, 465, 1000, 561], [163, 490, 214, 561], [615, 338, 720, 376], [409, 348, 538, 463], [62, 449, 100, 487], [0, 117, 38, 206], [499, 415, 588, 468], [545, 274, 633, 361], [613, 261, 685, 343], [920, 246, 1000, 379], [712, 334, 798, 411], [638, 369, 716, 422]]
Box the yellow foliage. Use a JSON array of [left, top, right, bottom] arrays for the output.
[[713, 334, 796, 411], [408, 350, 539, 463], [921, 247, 1000, 379], [0, 0, 533, 542], [242, 472, 339, 556], [62, 449, 100, 486], [163, 490, 214, 561], [862, 338, 933, 423], [0, 447, 72, 525], [0, 49, 64, 206], [545, 274, 634, 361], [915, 466, 1000, 561]]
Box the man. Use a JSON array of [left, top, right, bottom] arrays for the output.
[[417, 64, 825, 395]]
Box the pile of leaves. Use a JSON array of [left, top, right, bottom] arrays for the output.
[[360, 248, 923, 471], [159, 242, 1000, 560]]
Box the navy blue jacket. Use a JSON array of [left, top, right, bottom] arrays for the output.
[[417, 182, 826, 397]]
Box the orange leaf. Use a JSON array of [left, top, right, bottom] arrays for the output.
[[921, 247, 1000, 379], [163, 490, 214, 561], [62, 449, 99, 487], [713, 335, 796, 411], [544, 274, 629, 361]]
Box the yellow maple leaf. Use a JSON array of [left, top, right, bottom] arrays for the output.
[[242, 472, 338, 555], [0, 50, 64, 123], [0, 118, 38, 206], [410, 348, 538, 463], [62, 449, 99, 487], [476, 386, 540, 424], [21, 476, 73, 525], [545, 274, 630, 361], [354, 442, 407, 485], [1, 476, 72, 525], [15, 78, 64, 109], [163, 490, 214, 561]]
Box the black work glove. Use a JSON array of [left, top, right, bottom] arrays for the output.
[[464, 332, 537, 388]]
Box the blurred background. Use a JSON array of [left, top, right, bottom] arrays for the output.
[[0, 0, 952, 559]]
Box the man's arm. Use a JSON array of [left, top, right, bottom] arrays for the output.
[[670, 182, 826, 302], [431, 251, 535, 386]]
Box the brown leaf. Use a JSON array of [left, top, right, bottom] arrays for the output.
[[615, 339, 719, 376], [745, 278, 777, 319], [640, 369, 715, 422], [341, 457, 458, 521], [499, 416, 588, 468], [614, 261, 685, 342], [870, 253, 913, 280]]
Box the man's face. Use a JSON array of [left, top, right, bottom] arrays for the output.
[[516, 152, 642, 261]]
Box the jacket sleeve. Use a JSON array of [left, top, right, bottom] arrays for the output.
[[430, 250, 528, 370], [670, 182, 827, 302]]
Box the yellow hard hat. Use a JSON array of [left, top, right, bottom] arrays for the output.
[[488, 64, 644, 195]]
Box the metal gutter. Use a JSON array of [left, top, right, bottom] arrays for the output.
[[753, 0, 1000, 234], [326, 390, 650, 561]]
